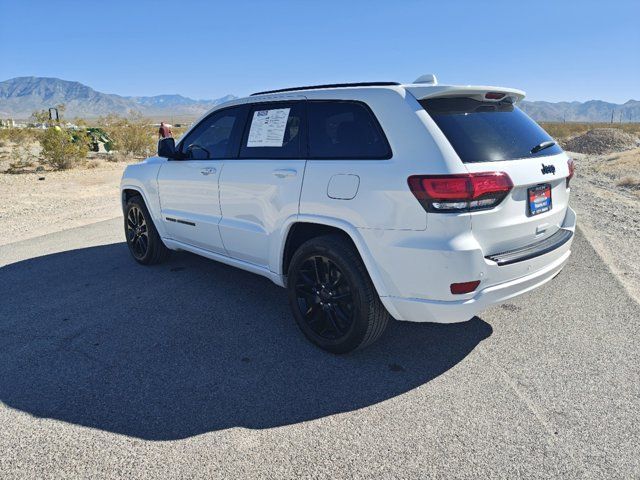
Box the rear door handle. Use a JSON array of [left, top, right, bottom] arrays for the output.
[[200, 167, 217, 175], [273, 169, 297, 179]]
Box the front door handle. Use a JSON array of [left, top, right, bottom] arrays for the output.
[[272, 169, 297, 179], [201, 167, 217, 176]]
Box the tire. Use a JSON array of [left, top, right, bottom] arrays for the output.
[[287, 234, 389, 353], [124, 195, 170, 265]]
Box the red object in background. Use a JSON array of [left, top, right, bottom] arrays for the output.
[[159, 123, 173, 139]]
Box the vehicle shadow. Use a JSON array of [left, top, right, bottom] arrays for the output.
[[0, 243, 492, 440]]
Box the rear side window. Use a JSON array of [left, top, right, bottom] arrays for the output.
[[421, 97, 562, 163], [240, 102, 305, 159], [179, 105, 248, 159], [307, 101, 391, 159]]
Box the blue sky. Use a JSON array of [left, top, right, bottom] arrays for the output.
[[0, 0, 638, 103]]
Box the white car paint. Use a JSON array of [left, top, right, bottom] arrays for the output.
[[218, 158, 306, 266], [157, 159, 226, 254], [121, 77, 576, 324]]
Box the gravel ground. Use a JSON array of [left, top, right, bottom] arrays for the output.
[[561, 128, 639, 155], [569, 148, 640, 301], [0, 160, 130, 246]]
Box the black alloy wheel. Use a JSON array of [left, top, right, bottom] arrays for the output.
[[124, 195, 170, 265], [126, 206, 149, 259], [294, 255, 355, 340], [287, 234, 389, 353]]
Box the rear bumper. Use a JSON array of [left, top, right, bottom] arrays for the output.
[[369, 207, 576, 323], [485, 227, 573, 266], [381, 246, 570, 323]]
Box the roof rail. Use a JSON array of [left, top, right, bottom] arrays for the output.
[[250, 82, 400, 96]]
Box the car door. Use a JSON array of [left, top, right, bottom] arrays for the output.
[[157, 105, 248, 253], [219, 99, 306, 268]]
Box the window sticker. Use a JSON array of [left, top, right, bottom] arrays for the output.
[[246, 108, 291, 147]]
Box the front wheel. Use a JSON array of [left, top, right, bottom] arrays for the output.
[[124, 195, 169, 265], [287, 234, 389, 353]]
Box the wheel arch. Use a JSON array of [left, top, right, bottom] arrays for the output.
[[278, 215, 392, 301], [122, 187, 145, 210], [120, 182, 168, 239]]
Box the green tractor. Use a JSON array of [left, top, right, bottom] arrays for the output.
[[68, 127, 114, 152], [48, 108, 114, 153], [85, 127, 114, 152]]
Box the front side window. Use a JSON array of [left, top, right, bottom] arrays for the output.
[[307, 101, 391, 159], [179, 105, 248, 159], [421, 97, 562, 163], [240, 102, 305, 159]]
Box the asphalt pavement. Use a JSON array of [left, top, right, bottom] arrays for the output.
[[0, 218, 638, 479]]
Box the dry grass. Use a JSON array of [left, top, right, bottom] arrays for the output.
[[617, 176, 640, 189], [592, 148, 640, 172], [541, 122, 640, 140], [587, 148, 640, 197]]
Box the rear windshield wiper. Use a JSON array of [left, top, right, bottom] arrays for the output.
[[530, 140, 556, 154]]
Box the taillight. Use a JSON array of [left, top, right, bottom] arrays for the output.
[[485, 92, 506, 100], [408, 172, 513, 213], [566, 158, 575, 188]]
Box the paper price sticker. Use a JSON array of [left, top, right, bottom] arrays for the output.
[[247, 108, 291, 147]]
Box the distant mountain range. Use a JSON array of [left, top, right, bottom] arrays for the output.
[[0, 76, 638, 122], [0, 77, 235, 119], [520, 99, 640, 123]]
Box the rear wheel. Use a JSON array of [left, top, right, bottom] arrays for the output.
[[124, 195, 169, 265], [287, 234, 389, 353]]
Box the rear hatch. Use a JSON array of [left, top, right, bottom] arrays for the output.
[[419, 95, 571, 256]]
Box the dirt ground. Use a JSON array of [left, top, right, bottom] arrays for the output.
[[569, 147, 640, 301], [0, 159, 130, 246]]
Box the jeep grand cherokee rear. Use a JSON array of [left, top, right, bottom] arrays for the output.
[[373, 88, 576, 324]]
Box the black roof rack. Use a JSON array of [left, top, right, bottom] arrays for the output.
[[250, 82, 401, 96]]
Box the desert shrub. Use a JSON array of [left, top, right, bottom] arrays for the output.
[[40, 127, 89, 170], [0, 127, 35, 145], [98, 113, 155, 157], [31, 109, 51, 124], [31, 104, 66, 125], [6, 159, 35, 174], [5, 144, 36, 173], [0, 128, 42, 165]]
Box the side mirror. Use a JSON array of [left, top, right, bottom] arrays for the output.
[[158, 137, 177, 158]]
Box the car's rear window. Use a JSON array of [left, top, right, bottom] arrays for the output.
[[420, 97, 562, 163]]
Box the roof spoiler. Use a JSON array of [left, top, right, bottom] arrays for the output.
[[406, 84, 526, 103]]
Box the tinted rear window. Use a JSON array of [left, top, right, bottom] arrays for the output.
[[421, 97, 562, 163], [307, 101, 391, 159]]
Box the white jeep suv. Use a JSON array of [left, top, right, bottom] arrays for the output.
[[120, 75, 576, 353]]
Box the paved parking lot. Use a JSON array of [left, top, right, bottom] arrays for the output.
[[1, 218, 638, 479]]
